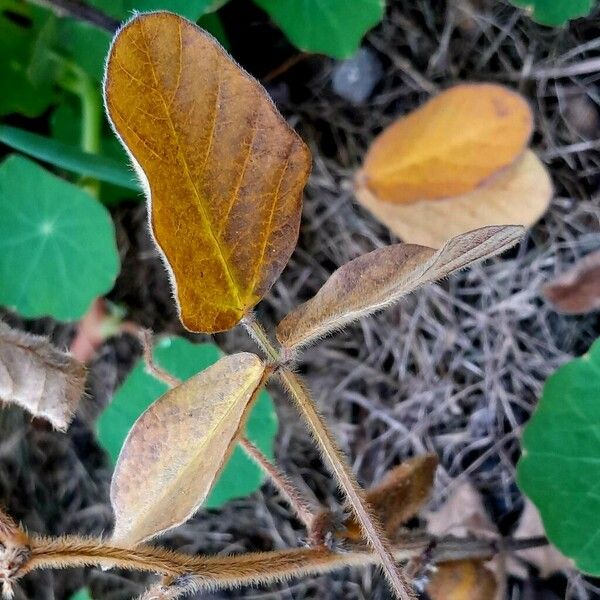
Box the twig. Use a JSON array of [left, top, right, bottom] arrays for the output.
[[239, 438, 316, 532], [242, 315, 415, 600], [29, 0, 119, 32]]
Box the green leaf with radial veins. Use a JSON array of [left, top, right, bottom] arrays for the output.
[[253, 0, 384, 58], [510, 0, 595, 26], [0, 155, 120, 320], [97, 336, 278, 508], [517, 337, 600, 574]]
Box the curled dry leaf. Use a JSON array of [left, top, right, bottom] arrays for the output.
[[542, 249, 600, 314], [342, 454, 438, 542], [110, 352, 265, 546], [355, 150, 552, 248], [426, 559, 497, 600], [359, 83, 533, 204], [277, 226, 523, 349], [0, 321, 86, 430], [104, 12, 311, 334]]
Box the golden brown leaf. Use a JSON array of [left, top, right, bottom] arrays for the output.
[[104, 12, 311, 333], [276, 226, 523, 349], [355, 150, 552, 247], [0, 321, 86, 430], [359, 83, 532, 204], [342, 454, 438, 542], [427, 559, 497, 600], [110, 352, 265, 546], [543, 249, 600, 315]]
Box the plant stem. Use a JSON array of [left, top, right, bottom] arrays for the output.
[[239, 437, 316, 532], [17, 532, 549, 591], [242, 316, 415, 600]]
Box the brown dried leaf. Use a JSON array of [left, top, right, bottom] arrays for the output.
[[110, 352, 265, 546], [542, 249, 600, 314], [510, 499, 574, 578], [104, 12, 311, 334], [342, 454, 438, 542], [0, 321, 86, 430], [355, 151, 552, 248], [360, 83, 533, 204], [427, 559, 497, 600], [425, 482, 497, 539], [277, 226, 523, 349]]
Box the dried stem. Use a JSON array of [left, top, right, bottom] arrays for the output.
[[239, 438, 316, 531], [131, 327, 316, 532], [242, 316, 415, 600], [6, 526, 549, 600]]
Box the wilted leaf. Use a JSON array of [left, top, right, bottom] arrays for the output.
[[510, 499, 574, 578], [104, 12, 311, 333], [0, 155, 120, 320], [97, 336, 278, 508], [355, 150, 551, 247], [510, 0, 594, 26], [342, 454, 437, 542], [253, 0, 384, 59], [0, 321, 86, 430], [358, 84, 532, 204], [110, 352, 265, 545], [517, 338, 600, 575], [277, 226, 523, 349], [427, 559, 497, 600], [542, 249, 600, 314]]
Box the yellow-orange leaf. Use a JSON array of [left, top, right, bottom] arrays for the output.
[[110, 352, 265, 546], [359, 83, 532, 204], [104, 12, 311, 333], [276, 226, 523, 349], [427, 560, 497, 600], [342, 454, 437, 542], [356, 150, 552, 247]]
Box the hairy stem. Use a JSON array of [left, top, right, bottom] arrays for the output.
[[242, 316, 415, 600], [239, 437, 316, 532], [16, 532, 549, 592]]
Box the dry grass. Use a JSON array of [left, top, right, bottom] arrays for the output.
[[1, 0, 600, 598]]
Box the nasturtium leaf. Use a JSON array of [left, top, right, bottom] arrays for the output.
[[97, 336, 278, 508], [359, 83, 533, 204], [253, 0, 384, 59], [356, 150, 552, 247], [510, 0, 595, 26], [104, 12, 311, 333], [88, 0, 218, 21], [56, 18, 112, 83], [277, 226, 523, 349], [0, 0, 58, 116], [70, 588, 93, 600], [110, 352, 266, 545], [517, 338, 600, 575], [0, 155, 120, 320]]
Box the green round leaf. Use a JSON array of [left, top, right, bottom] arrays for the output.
[[0, 155, 120, 320], [70, 589, 93, 600], [97, 336, 278, 508], [253, 0, 384, 58], [87, 0, 217, 21], [517, 338, 600, 574], [510, 0, 595, 26]]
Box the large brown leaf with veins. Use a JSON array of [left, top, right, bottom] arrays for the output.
[[104, 12, 311, 333]]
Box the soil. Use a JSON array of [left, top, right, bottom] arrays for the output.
[[2, 0, 600, 598]]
